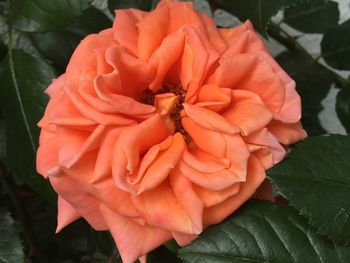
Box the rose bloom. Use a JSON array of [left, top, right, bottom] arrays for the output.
[[37, 0, 307, 262]]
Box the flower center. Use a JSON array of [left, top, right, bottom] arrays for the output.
[[141, 84, 190, 141]]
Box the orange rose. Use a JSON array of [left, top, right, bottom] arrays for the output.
[[36, 1, 307, 262]]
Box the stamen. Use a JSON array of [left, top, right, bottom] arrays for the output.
[[141, 84, 191, 141]]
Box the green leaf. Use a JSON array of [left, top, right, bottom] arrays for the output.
[[9, 0, 91, 32], [336, 87, 350, 133], [276, 51, 333, 135], [0, 41, 7, 61], [0, 49, 56, 203], [0, 208, 24, 263], [29, 7, 112, 68], [179, 200, 350, 263], [284, 0, 339, 33], [321, 20, 350, 70], [268, 135, 350, 243], [148, 245, 181, 263], [108, 0, 159, 13], [212, 0, 303, 37]]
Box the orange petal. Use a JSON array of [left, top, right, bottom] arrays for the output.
[[261, 52, 302, 123], [183, 103, 240, 134], [194, 183, 241, 207], [112, 114, 171, 193], [223, 89, 273, 136], [56, 197, 80, 233], [49, 169, 107, 231], [113, 9, 146, 55], [100, 203, 171, 263], [172, 232, 198, 247], [138, 133, 185, 194], [199, 13, 227, 54], [244, 128, 286, 169], [37, 130, 58, 178], [208, 53, 285, 114], [137, 3, 169, 61], [179, 133, 249, 191], [196, 84, 231, 112], [268, 120, 307, 145], [182, 116, 226, 158], [203, 155, 266, 225], [104, 46, 155, 97], [94, 177, 139, 218], [181, 26, 219, 103], [166, 1, 205, 34], [64, 83, 136, 126], [220, 21, 267, 58], [132, 175, 203, 234], [148, 31, 186, 91]]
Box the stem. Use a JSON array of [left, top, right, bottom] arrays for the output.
[[268, 22, 348, 89], [0, 162, 47, 263]]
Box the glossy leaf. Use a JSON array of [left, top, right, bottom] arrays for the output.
[[29, 7, 112, 68], [0, 49, 56, 203], [0, 208, 24, 263], [9, 0, 90, 32], [268, 135, 350, 243], [179, 200, 350, 263], [284, 0, 339, 33], [276, 51, 334, 135], [212, 0, 303, 37], [336, 87, 350, 133], [321, 20, 350, 70]]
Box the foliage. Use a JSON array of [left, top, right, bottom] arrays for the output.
[[0, 0, 350, 262]]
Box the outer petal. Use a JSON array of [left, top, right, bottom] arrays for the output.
[[48, 168, 108, 231], [100, 204, 171, 263], [203, 155, 266, 225], [268, 120, 307, 145], [207, 53, 285, 114], [113, 9, 146, 55], [132, 171, 203, 235], [56, 197, 81, 233]]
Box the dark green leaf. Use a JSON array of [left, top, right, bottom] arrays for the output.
[[148, 245, 181, 263], [108, 0, 159, 13], [179, 200, 350, 263], [321, 20, 350, 70], [336, 87, 350, 133], [9, 0, 90, 32], [212, 0, 303, 37], [268, 135, 350, 243], [284, 0, 339, 33], [276, 51, 334, 135], [0, 208, 24, 263], [0, 41, 7, 61], [29, 7, 112, 68], [0, 49, 56, 203]]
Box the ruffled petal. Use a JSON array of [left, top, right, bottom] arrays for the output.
[[100, 204, 171, 263], [208, 53, 285, 114], [223, 89, 273, 136], [113, 9, 146, 55], [203, 155, 266, 225], [244, 128, 286, 169], [112, 114, 171, 193], [268, 120, 307, 145], [138, 133, 185, 193]]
